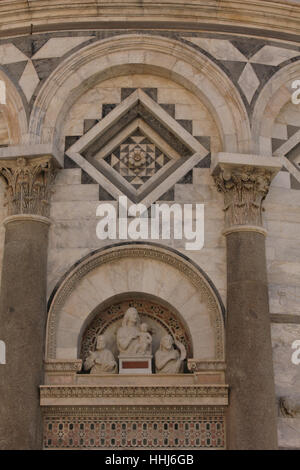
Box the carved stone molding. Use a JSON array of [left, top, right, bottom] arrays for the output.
[[42, 404, 226, 417], [0, 156, 56, 217], [212, 153, 282, 231], [40, 385, 228, 400], [44, 360, 83, 373], [46, 245, 225, 361], [188, 360, 226, 372]]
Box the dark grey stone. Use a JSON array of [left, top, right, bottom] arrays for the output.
[[81, 169, 97, 184], [176, 119, 192, 135], [32, 58, 60, 81], [83, 119, 99, 134], [0, 218, 50, 449], [3, 61, 28, 82], [251, 63, 278, 84], [64, 154, 79, 169], [287, 124, 300, 139], [99, 186, 116, 201], [225, 231, 278, 449], [102, 104, 117, 118], [290, 174, 300, 189], [160, 104, 175, 118], [230, 38, 266, 60], [177, 170, 193, 184], [272, 138, 286, 153], [158, 187, 175, 201], [195, 153, 211, 168], [219, 60, 247, 82], [121, 88, 137, 101], [270, 314, 300, 324]]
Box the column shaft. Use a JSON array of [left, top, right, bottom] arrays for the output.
[[225, 230, 278, 449], [0, 217, 49, 449]]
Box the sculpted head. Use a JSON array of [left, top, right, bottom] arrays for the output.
[[96, 334, 106, 350], [123, 307, 139, 327], [160, 334, 174, 351], [140, 323, 148, 332]]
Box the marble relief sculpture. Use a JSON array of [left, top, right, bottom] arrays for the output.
[[84, 335, 117, 374], [155, 334, 186, 374], [135, 323, 152, 355], [116, 307, 152, 356]]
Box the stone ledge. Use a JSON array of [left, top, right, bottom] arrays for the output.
[[1, 1, 300, 39], [40, 384, 229, 406]]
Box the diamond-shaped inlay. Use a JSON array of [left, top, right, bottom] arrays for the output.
[[66, 89, 208, 205], [104, 129, 170, 190]]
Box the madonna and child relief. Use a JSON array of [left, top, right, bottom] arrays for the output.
[[83, 307, 186, 374]]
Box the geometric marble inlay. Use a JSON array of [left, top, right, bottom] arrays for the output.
[[43, 410, 225, 449], [66, 89, 208, 206], [104, 129, 171, 190]]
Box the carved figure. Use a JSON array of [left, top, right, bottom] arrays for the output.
[[155, 334, 186, 374], [84, 335, 117, 374], [135, 322, 152, 355], [117, 307, 147, 356]]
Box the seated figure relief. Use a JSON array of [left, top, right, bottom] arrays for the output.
[[84, 307, 187, 374], [84, 334, 117, 374], [155, 334, 186, 374], [116, 307, 152, 356]]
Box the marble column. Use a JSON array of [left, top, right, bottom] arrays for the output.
[[213, 153, 282, 450], [0, 156, 56, 449]]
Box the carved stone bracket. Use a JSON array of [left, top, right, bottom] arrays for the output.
[[0, 156, 56, 217], [212, 153, 282, 231]]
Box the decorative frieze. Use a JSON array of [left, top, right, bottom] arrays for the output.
[[43, 406, 226, 449], [44, 360, 83, 373], [188, 360, 226, 372], [0, 156, 56, 217], [40, 385, 228, 400]]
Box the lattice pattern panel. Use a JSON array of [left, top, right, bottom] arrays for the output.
[[44, 413, 225, 449]]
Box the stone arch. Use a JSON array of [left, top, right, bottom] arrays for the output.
[[29, 34, 250, 154], [0, 68, 28, 144], [252, 60, 300, 155], [79, 292, 194, 365], [46, 243, 225, 361]]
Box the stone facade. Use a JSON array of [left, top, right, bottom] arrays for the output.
[[0, 0, 299, 450]]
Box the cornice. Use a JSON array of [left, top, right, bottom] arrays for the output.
[[0, 1, 300, 42]]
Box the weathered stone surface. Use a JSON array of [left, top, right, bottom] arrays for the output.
[[0, 218, 49, 449], [225, 231, 278, 449]]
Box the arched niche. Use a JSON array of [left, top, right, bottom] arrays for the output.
[[29, 34, 250, 154], [79, 293, 194, 366], [46, 243, 225, 362]]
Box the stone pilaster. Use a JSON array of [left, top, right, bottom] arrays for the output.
[[212, 153, 281, 450], [0, 156, 56, 449]]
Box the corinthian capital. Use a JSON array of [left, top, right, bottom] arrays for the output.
[[212, 153, 282, 231], [0, 156, 56, 217]]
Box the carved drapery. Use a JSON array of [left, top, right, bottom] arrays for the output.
[[0, 156, 56, 217], [213, 166, 273, 229]]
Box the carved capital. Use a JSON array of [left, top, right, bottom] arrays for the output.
[[0, 156, 56, 217], [212, 153, 282, 230], [214, 166, 272, 228]]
